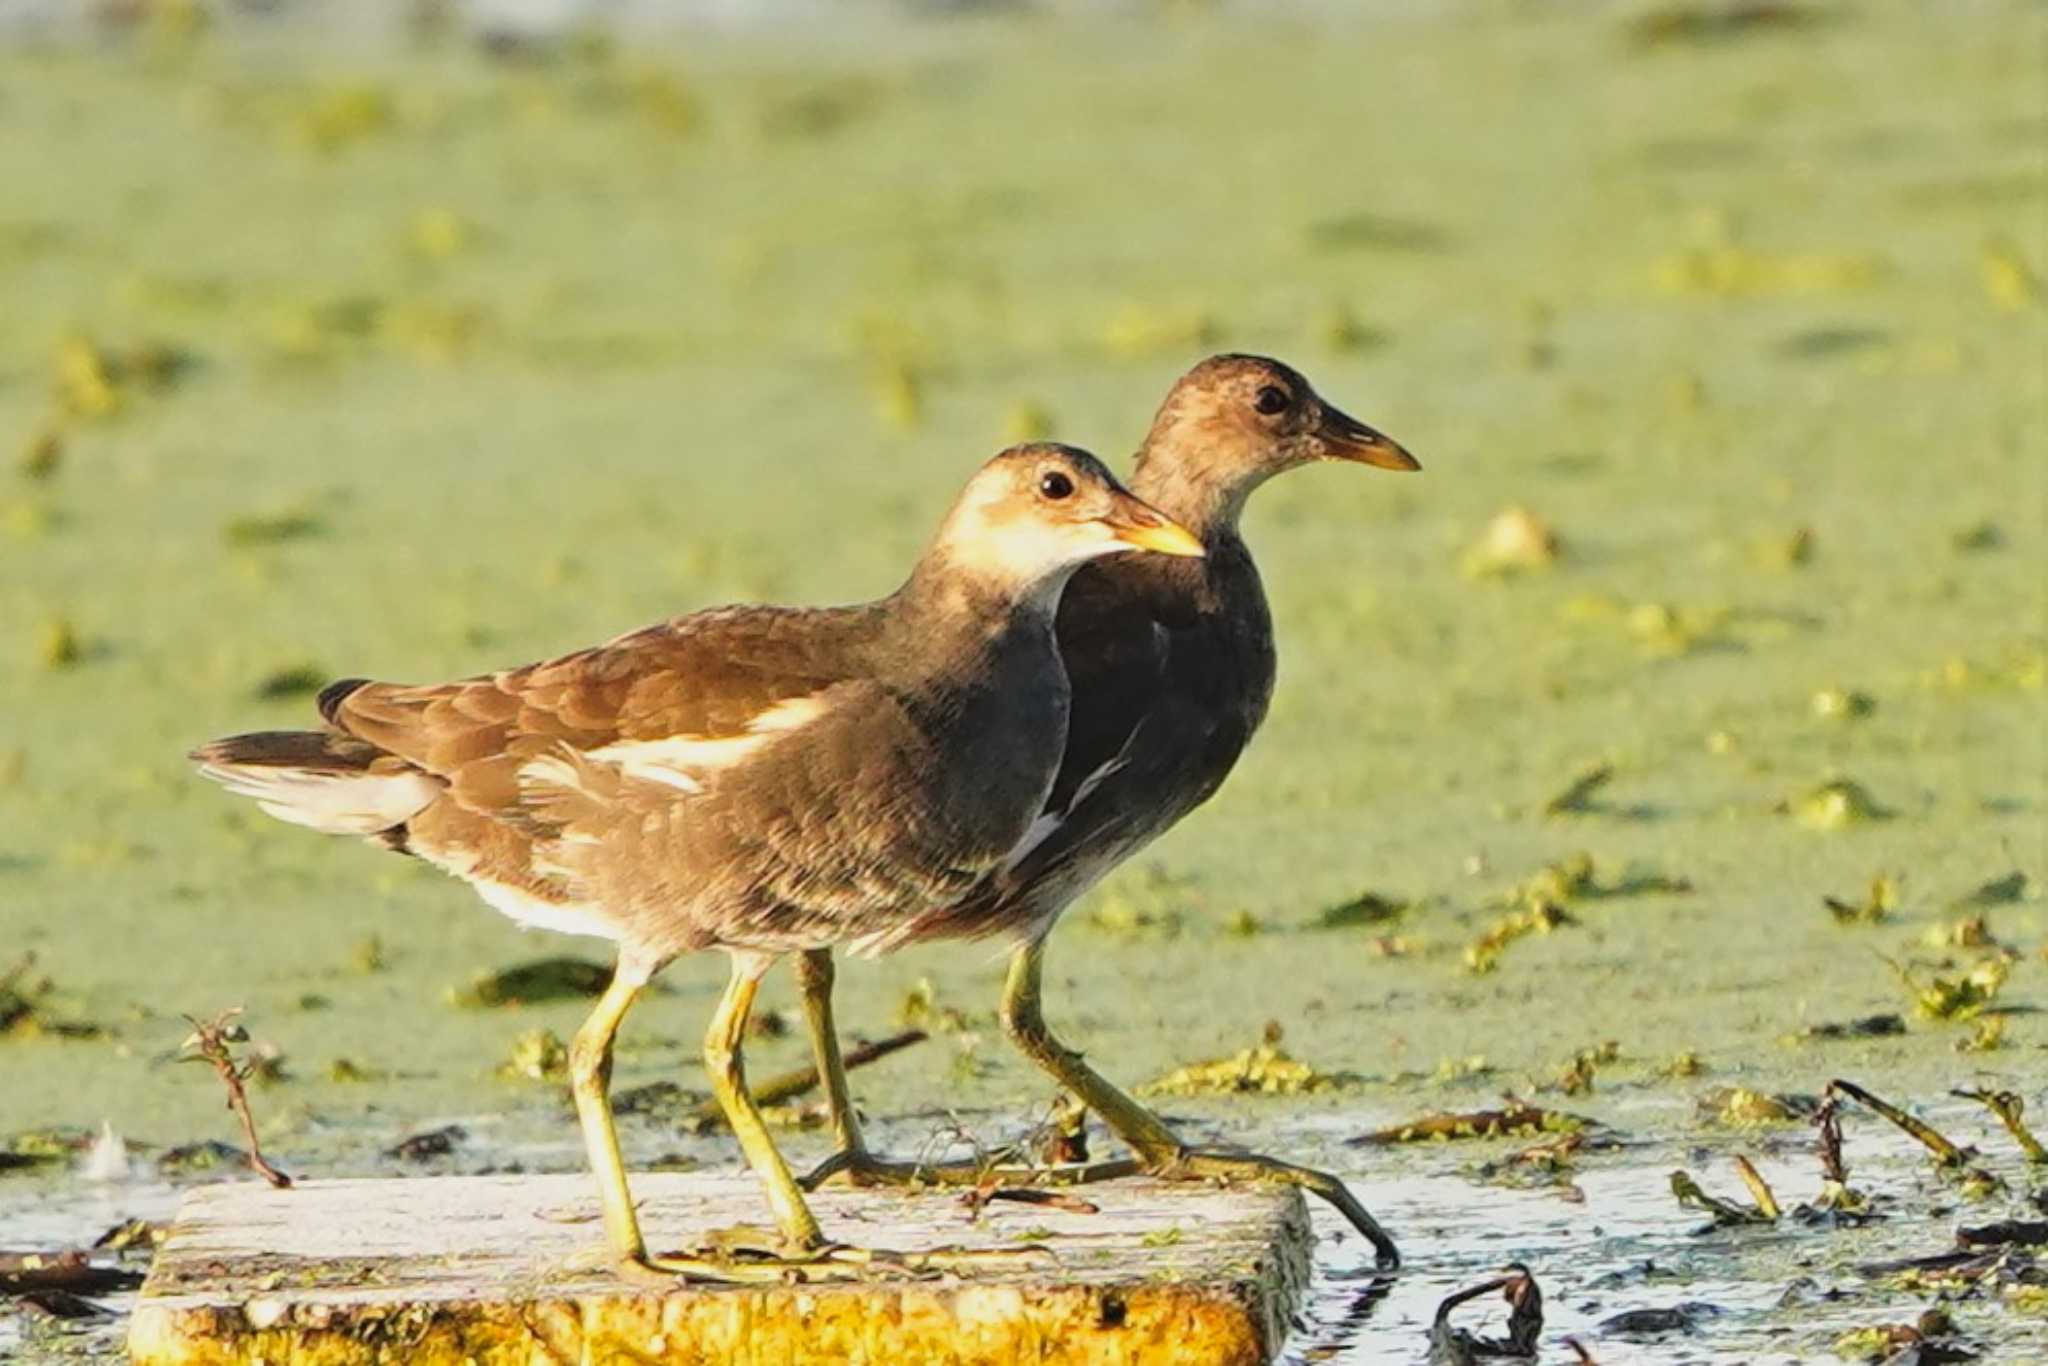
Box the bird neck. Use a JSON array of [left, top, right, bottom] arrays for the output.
[[887, 554, 1073, 663], [1126, 451, 1274, 543]]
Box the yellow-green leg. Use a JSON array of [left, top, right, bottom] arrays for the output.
[[569, 963, 657, 1266], [690, 952, 1052, 1280], [569, 957, 819, 1284], [1000, 939, 1401, 1269], [796, 949, 1131, 1193], [704, 951, 825, 1250]]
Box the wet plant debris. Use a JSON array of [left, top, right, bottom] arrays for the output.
[[1351, 1099, 1593, 1145], [1136, 1035, 1355, 1098], [1427, 1263, 1542, 1363]]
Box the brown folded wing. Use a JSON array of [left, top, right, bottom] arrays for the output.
[[326, 605, 874, 822]]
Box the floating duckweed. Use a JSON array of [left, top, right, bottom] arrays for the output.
[[1002, 400, 1053, 443], [223, 509, 322, 547], [385, 300, 491, 362], [1542, 763, 1612, 816], [36, 618, 81, 669], [629, 68, 702, 137], [293, 83, 395, 153], [1136, 1043, 1352, 1098], [1652, 243, 1882, 297], [350, 935, 387, 975], [1314, 891, 1408, 929], [1312, 302, 1385, 354], [54, 337, 120, 417], [871, 361, 921, 431], [1785, 1013, 1906, 1045], [1950, 869, 2028, 912], [1548, 1042, 1617, 1096], [1955, 1016, 2006, 1052], [498, 1028, 568, 1082], [1950, 520, 2003, 552], [1100, 304, 1217, 359], [895, 977, 973, 1034], [1921, 915, 1995, 950], [1626, 2, 1824, 47], [451, 956, 611, 1009], [407, 207, 477, 259], [1460, 505, 1559, 578], [1980, 236, 2040, 311], [1811, 686, 1875, 721], [254, 664, 327, 700], [1626, 600, 1728, 656], [1789, 779, 1890, 830], [1464, 899, 1575, 974], [1751, 525, 1815, 570], [1352, 1100, 1586, 1144], [1431, 1055, 1493, 1084], [1699, 1086, 1812, 1127], [1823, 874, 1898, 925], [17, 426, 62, 480], [1889, 954, 2009, 1021]]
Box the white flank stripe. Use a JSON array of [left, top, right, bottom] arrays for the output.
[[472, 879, 619, 942], [583, 693, 830, 793]]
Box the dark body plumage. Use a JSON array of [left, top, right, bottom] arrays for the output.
[[884, 534, 1272, 946], [875, 355, 1413, 950]]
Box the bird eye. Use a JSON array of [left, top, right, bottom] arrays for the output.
[[1038, 470, 1075, 500], [1253, 385, 1291, 416]]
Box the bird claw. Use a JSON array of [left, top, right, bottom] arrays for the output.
[[1152, 1148, 1401, 1270], [618, 1236, 1053, 1285]]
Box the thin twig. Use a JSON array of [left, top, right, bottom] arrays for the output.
[[178, 1009, 292, 1189], [681, 1028, 928, 1134], [1829, 1079, 1966, 1166]]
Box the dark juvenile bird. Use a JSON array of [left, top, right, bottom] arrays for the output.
[[795, 356, 1418, 1267], [191, 443, 1203, 1282]]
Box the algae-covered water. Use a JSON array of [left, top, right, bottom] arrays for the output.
[[2, 2, 2044, 1360]]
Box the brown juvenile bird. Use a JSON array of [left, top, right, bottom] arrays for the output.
[[796, 356, 1417, 1267], [191, 443, 1203, 1282]]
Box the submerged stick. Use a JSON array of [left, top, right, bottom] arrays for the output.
[[1951, 1088, 2047, 1164], [1828, 1079, 1966, 1167], [0, 1250, 142, 1297], [1732, 1156, 1782, 1221], [681, 1028, 928, 1134]]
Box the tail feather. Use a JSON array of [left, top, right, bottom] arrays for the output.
[[191, 730, 441, 837]]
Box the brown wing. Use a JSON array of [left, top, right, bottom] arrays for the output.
[[323, 604, 877, 820]]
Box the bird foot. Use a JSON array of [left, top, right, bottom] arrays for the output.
[[801, 1146, 1136, 1192], [616, 1235, 1054, 1285], [1145, 1147, 1401, 1269]]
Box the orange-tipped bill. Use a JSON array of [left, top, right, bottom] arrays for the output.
[[1316, 404, 1420, 472], [1103, 494, 1206, 557]]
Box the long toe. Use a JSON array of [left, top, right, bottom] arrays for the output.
[[1164, 1149, 1401, 1270]]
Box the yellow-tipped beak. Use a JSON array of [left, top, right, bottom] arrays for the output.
[[1105, 498, 1206, 558], [1318, 405, 1421, 472]]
